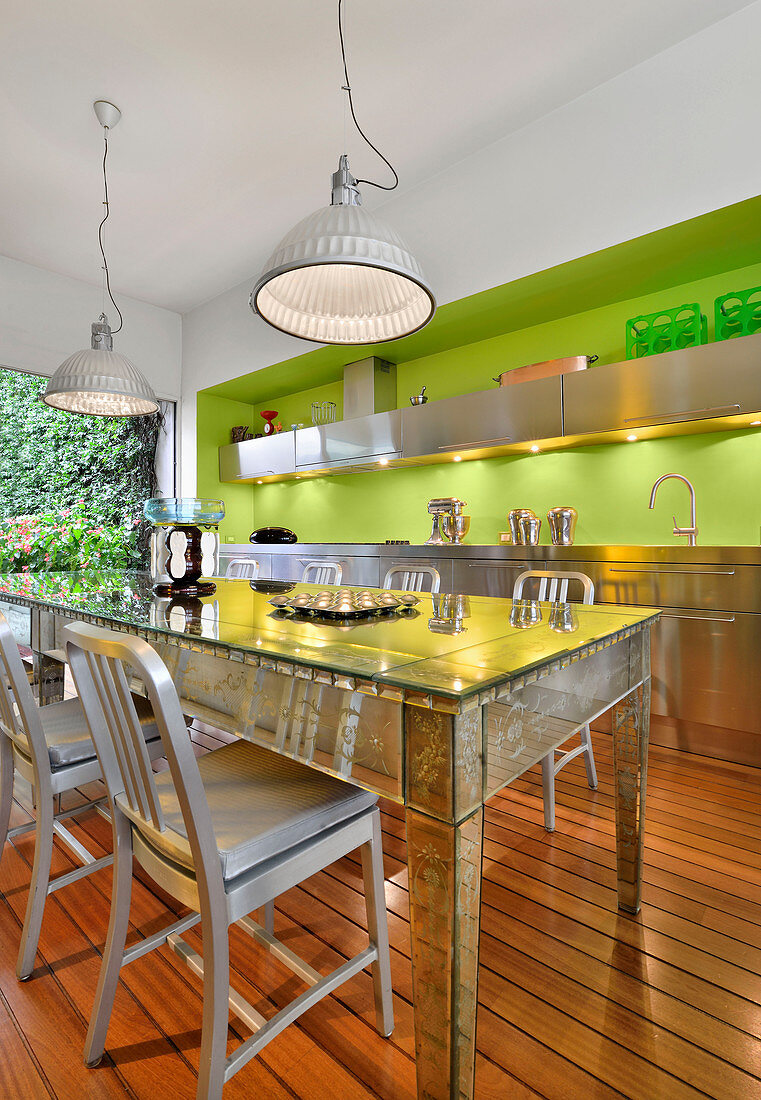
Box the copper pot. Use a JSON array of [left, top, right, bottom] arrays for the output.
[[493, 355, 597, 386]]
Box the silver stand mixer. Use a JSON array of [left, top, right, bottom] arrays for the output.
[[425, 497, 470, 545]]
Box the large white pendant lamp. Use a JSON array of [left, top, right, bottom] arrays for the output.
[[250, 2, 435, 345], [43, 101, 159, 417]]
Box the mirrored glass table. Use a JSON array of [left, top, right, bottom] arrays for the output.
[[0, 571, 660, 1100]]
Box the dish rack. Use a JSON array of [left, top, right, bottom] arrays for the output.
[[311, 401, 337, 425]]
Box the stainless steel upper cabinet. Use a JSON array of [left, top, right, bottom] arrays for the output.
[[219, 432, 296, 481], [401, 378, 562, 460], [563, 334, 761, 436], [295, 410, 402, 469]]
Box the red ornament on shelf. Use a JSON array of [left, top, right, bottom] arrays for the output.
[[260, 410, 278, 436]]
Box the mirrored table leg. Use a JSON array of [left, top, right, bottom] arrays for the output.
[[406, 806, 483, 1100], [611, 677, 651, 913]]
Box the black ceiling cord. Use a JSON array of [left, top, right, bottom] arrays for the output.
[[98, 131, 124, 334], [338, 0, 398, 192]]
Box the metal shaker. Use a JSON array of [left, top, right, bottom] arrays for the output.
[[547, 506, 577, 546]]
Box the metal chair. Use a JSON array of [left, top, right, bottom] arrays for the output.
[[301, 560, 343, 585], [226, 558, 260, 580], [0, 612, 163, 979], [65, 622, 393, 1099], [511, 570, 598, 831], [382, 565, 441, 593]]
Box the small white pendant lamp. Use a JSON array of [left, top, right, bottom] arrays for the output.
[[250, 2, 435, 345], [43, 101, 159, 417]]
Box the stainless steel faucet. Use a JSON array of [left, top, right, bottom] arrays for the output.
[[649, 473, 698, 546]]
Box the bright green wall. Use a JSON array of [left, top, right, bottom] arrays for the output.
[[201, 258, 761, 546], [249, 429, 761, 545], [398, 261, 761, 404], [196, 392, 255, 542]]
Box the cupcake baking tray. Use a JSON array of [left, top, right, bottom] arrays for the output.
[[269, 588, 419, 620]]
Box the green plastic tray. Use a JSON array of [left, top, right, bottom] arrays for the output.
[[715, 285, 761, 340], [625, 303, 707, 359]]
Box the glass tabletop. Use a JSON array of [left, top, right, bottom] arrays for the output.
[[0, 571, 660, 699]]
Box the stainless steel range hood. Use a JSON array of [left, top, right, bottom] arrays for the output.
[[342, 356, 397, 419]]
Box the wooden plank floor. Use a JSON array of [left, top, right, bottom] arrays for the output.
[[1, 723, 760, 1099]]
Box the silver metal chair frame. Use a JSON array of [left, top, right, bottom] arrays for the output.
[[225, 558, 260, 580], [0, 613, 161, 979], [512, 570, 599, 830], [300, 560, 343, 585], [382, 565, 441, 593], [65, 622, 393, 1100]]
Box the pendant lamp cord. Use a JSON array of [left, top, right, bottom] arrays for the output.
[[338, 0, 398, 192], [98, 129, 124, 334]]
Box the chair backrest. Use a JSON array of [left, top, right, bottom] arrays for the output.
[[64, 622, 221, 886], [512, 570, 595, 605], [0, 611, 49, 770], [301, 560, 343, 585], [382, 565, 441, 593], [226, 558, 260, 580]]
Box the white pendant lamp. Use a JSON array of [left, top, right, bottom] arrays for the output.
[[44, 101, 159, 417], [250, 2, 435, 345]]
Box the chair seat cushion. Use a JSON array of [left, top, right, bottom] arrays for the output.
[[9, 694, 160, 770], [120, 739, 377, 881]]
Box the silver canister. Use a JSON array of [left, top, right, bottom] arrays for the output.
[[547, 506, 578, 546], [508, 509, 539, 545], [508, 509, 542, 545]]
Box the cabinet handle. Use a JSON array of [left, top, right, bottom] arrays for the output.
[[468, 562, 532, 569], [623, 404, 740, 425], [608, 568, 735, 576], [661, 611, 736, 623], [437, 436, 512, 450]]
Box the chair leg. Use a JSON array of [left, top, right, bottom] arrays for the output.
[[262, 899, 274, 936], [84, 811, 134, 1066], [580, 724, 598, 790], [361, 811, 394, 1037], [196, 897, 230, 1100], [0, 735, 13, 860], [541, 753, 556, 832], [17, 790, 54, 980]]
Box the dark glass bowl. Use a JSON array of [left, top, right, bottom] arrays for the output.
[[249, 580, 296, 594], [250, 527, 297, 544]]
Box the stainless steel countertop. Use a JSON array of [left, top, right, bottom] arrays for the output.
[[228, 543, 761, 565]]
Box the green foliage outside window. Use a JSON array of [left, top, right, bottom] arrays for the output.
[[0, 368, 160, 573]]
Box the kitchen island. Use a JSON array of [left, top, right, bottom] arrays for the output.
[[0, 571, 659, 1100], [222, 542, 761, 767]]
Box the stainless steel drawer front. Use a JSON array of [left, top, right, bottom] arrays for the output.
[[454, 560, 537, 597], [598, 564, 759, 612], [271, 555, 380, 587]]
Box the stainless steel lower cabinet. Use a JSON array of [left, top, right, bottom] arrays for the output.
[[270, 553, 380, 587], [219, 552, 271, 579], [379, 555, 454, 593], [652, 609, 761, 734], [548, 561, 761, 767], [452, 558, 536, 597]]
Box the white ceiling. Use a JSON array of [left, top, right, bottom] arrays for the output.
[[0, 0, 752, 315]]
